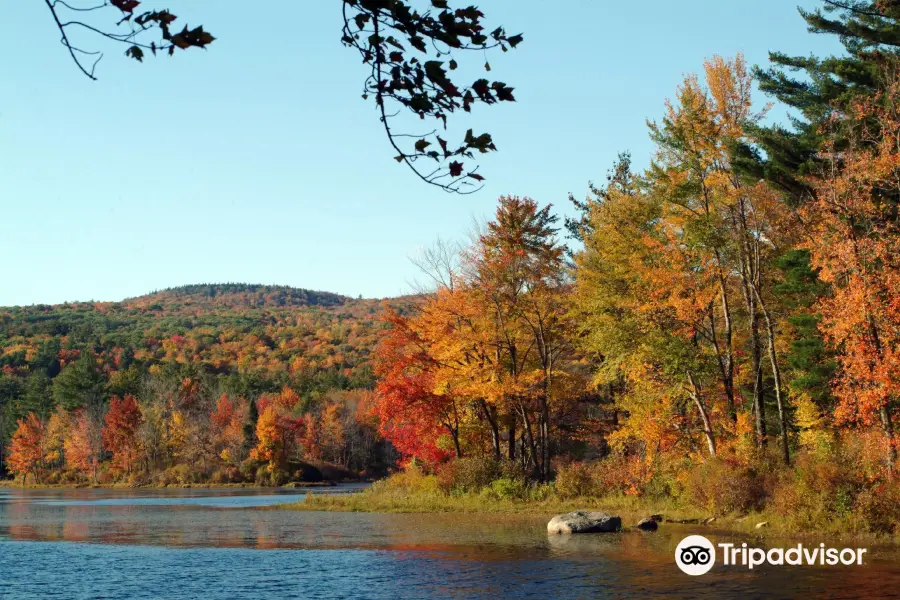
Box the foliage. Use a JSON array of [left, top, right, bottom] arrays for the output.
[[6, 414, 44, 483], [683, 459, 765, 516], [102, 395, 143, 475], [41, 1, 521, 192]]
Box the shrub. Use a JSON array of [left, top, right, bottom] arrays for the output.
[[554, 462, 595, 498], [448, 456, 503, 493], [435, 457, 514, 495], [768, 449, 863, 530], [157, 464, 194, 486], [483, 476, 527, 500], [855, 482, 900, 535], [210, 466, 242, 484], [373, 463, 441, 496], [683, 459, 764, 515], [239, 458, 262, 482]]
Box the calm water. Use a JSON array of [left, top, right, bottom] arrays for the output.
[[1, 487, 899, 599]]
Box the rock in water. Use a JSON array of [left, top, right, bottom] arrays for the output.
[[547, 511, 622, 534], [635, 517, 658, 531]]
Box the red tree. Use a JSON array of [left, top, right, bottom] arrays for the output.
[[103, 395, 144, 475], [371, 311, 453, 466]]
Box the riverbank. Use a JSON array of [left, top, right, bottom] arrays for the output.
[[277, 473, 897, 544]]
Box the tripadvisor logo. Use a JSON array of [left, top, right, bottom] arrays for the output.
[[675, 535, 868, 576], [676, 535, 716, 576]]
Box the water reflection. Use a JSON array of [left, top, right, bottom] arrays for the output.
[[1, 487, 899, 599]]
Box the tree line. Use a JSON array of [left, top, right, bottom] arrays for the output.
[[366, 3, 900, 528]]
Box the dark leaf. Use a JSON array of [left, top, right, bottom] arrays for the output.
[[125, 45, 144, 62]]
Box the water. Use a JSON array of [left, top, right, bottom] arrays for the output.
[[1, 487, 899, 599]]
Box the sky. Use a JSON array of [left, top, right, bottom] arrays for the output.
[[0, 1, 843, 306]]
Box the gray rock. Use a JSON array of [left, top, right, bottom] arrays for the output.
[[547, 511, 622, 534], [635, 517, 658, 531]]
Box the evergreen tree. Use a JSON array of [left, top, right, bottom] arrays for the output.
[[775, 250, 838, 412], [52, 353, 107, 412], [21, 373, 54, 421], [749, 1, 900, 202]]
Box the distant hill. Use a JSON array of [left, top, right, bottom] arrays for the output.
[[126, 283, 352, 311], [0, 284, 420, 400]]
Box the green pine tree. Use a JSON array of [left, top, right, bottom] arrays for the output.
[[744, 1, 900, 203]]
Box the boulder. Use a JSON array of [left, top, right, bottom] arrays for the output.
[[547, 511, 622, 534], [635, 517, 658, 531]]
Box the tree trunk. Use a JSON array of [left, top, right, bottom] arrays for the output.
[[740, 260, 767, 446], [718, 280, 737, 422], [754, 287, 790, 465], [481, 400, 501, 460], [880, 404, 897, 473], [687, 371, 716, 457], [507, 418, 516, 461]]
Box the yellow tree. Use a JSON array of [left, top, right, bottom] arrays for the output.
[[44, 407, 71, 471], [644, 54, 791, 462], [572, 157, 720, 458]]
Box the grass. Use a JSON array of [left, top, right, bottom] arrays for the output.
[[283, 482, 692, 521], [277, 475, 898, 544]]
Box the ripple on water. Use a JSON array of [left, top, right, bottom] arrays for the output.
[[1, 487, 899, 599]]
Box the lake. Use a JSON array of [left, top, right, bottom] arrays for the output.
[[1, 487, 899, 599]]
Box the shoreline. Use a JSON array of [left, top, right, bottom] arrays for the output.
[[277, 491, 898, 545], [0, 480, 356, 490]]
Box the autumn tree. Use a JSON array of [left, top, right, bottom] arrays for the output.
[[572, 156, 722, 458], [805, 69, 900, 469], [7, 413, 44, 484], [40, 0, 523, 193], [44, 407, 71, 472], [646, 55, 792, 463], [65, 409, 102, 481], [251, 404, 285, 473], [102, 394, 143, 475], [373, 195, 579, 478], [210, 394, 247, 465], [372, 310, 458, 465], [465, 195, 576, 479]]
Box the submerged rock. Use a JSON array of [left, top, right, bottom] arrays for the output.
[[635, 517, 658, 531], [547, 511, 622, 534]]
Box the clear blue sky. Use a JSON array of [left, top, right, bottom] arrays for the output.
[[0, 1, 841, 306]]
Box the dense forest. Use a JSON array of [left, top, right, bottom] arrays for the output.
[[0, 284, 413, 484], [6, 0, 900, 536]]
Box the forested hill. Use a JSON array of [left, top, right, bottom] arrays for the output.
[[125, 284, 351, 311], [0, 284, 415, 414]]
